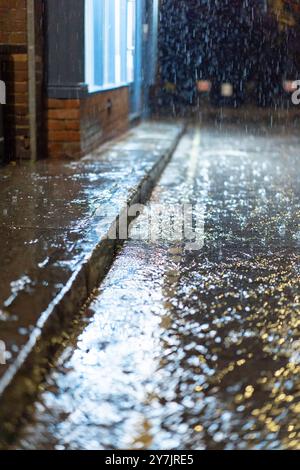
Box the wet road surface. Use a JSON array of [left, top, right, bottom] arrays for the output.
[[14, 123, 300, 450], [0, 122, 182, 392]]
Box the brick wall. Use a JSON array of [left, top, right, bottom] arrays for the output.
[[0, 1, 130, 161], [0, 0, 27, 45], [47, 87, 129, 159], [35, 0, 45, 158], [0, 0, 44, 161], [47, 99, 81, 159]]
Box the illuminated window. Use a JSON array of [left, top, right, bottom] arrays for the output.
[[85, 0, 136, 91], [126, 0, 136, 83]]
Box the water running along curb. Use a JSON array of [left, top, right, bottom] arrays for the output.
[[0, 123, 185, 439]]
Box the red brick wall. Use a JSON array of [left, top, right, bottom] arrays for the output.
[[0, 1, 130, 161], [47, 87, 129, 159], [47, 99, 81, 159], [0, 0, 27, 45], [34, 0, 45, 158], [0, 0, 44, 161], [80, 86, 129, 155]]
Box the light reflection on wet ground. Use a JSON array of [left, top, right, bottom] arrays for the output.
[[15, 124, 300, 450]]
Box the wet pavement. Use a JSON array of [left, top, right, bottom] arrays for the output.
[[0, 121, 183, 416], [6, 121, 300, 450]]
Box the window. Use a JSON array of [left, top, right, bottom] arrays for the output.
[[85, 0, 137, 91], [126, 0, 136, 83]]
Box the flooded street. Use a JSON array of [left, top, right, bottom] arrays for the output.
[[14, 123, 300, 450]]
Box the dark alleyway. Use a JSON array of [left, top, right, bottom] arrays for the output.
[[11, 121, 300, 450], [1, 0, 300, 457]]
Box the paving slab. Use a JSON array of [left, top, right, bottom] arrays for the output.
[[0, 121, 184, 431], [10, 122, 300, 450]]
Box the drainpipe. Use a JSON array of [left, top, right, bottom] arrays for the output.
[[27, 0, 37, 162]]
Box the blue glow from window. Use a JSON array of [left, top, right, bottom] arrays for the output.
[[85, 0, 137, 91]]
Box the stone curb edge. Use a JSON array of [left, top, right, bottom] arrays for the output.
[[0, 124, 185, 439]]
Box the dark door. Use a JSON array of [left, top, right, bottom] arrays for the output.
[[0, 77, 5, 163], [0, 105, 4, 164]]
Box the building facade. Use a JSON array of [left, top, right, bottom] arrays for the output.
[[0, 0, 159, 162]]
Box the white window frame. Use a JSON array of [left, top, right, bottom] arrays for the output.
[[85, 0, 137, 92]]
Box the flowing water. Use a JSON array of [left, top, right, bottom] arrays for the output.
[[14, 123, 300, 450]]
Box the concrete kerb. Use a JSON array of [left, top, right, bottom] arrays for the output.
[[0, 123, 185, 440]]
